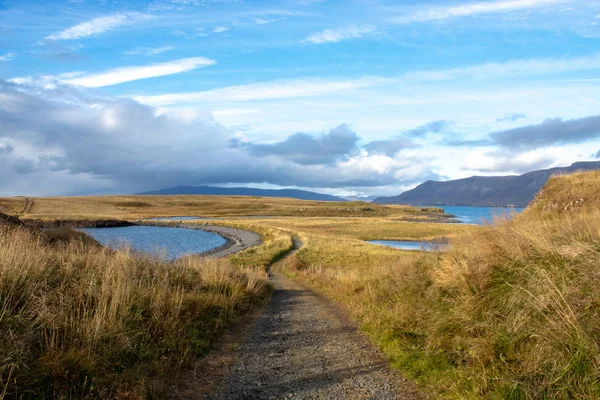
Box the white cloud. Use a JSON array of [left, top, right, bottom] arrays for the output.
[[305, 26, 374, 44], [212, 26, 229, 33], [133, 77, 385, 106], [63, 57, 216, 88], [254, 18, 277, 25], [463, 147, 578, 174], [0, 52, 15, 62], [403, 52, 600, 81], [123, 46, 175, 56], [45, 12, 153, 41], [392, 0, 569, 23]]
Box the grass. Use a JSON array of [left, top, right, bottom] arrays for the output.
[[0, 195, 447, 221], [279, 171, 600, 399], [0, 224, 269, 399], [3, 173, 598, 398]]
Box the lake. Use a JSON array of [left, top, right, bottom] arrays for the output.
[[427, 205, 525, 225], [81, 225, 227, 260], [367, 240, 446, 251]]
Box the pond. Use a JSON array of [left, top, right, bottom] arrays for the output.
[[367, 240, 446, 251], [81, 225, 227, 260]]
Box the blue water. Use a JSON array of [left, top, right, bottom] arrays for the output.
[[81, 226, 227, 260], [368, 240, 445, 251], [427, 205, 524, 225]]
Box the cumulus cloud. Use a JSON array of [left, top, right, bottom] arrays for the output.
[[463, 149, 560, 174], [0, 144, 13, 154], [361, 121, 449, 156], [405, 120, 451, 137], [0, 80, 436, 196], [235, 124, 360, 165], [363, 137, 415, 157], [305, 26, 373, 44], [490, 114, 600, 149], [45, 13, 153, 41]]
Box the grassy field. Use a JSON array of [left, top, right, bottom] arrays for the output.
[[2, 176, 598, 399], [277, 172, 600, 399], [0, 220, 275, 398], [0, 195, 445, 221]]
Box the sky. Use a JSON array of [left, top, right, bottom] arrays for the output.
[[0, 0, 600, 197]]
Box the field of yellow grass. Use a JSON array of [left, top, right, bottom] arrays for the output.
[[280, 171, 600, 399], [3, 173, 598, 399], [0, 194, 444, 221], [0, 221, 272, 398]]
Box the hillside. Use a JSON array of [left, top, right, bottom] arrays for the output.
[[287, 170, 600, 398], [374, 161, 600, 207], [137, 185, 346, 202]]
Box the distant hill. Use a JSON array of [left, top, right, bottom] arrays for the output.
[[373, 161, 600, 207], [136, 185, 346, 202]]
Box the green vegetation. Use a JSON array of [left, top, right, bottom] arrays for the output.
[[281, 171, 600, 399], [0, 224, 269, 398]]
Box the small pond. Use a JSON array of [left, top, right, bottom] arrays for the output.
[[367, 240, 446, 251], [81, 225, 227, 260]]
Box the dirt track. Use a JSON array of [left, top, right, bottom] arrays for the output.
[[173, 236, 422, 399]]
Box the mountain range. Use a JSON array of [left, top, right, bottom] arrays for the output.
[[136, 185, 346, 202], [373, 161, 600, 207]]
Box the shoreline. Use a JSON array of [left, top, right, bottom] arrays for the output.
[[18, 218, 262, 259], [182, 224, 262, 258]]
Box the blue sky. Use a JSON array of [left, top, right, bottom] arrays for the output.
[[1, 0, 600, 196]]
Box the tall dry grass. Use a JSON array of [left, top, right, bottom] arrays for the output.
[[284, 172, 600, 399], [0, 225, 268, 399]]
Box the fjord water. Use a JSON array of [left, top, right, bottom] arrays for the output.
[[368, 240, 444, 251], [81, 226, 227, 260], [437, 205, 525, 225]]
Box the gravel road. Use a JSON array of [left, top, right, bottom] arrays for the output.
[[208, 237, 422, 400]]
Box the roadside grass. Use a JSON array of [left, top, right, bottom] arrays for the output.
[[225, 225, 294, 270], [0, 224, 269, 399], [281, 172, 600, 399]]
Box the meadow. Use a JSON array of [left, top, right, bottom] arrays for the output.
[[0, 219, 276, 398], [278, 172, 600, 399], [1, 173, 599, 398]]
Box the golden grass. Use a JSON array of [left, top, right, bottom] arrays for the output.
[[525, 170, 600, 218], [0, 225, 269, 399], [0, 195, 443, 221], [279, 172, 600, 399], [9, 178, 596, 398]]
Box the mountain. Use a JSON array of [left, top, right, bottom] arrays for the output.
[[373, 161, 600, 207], [136, 185, 346, 202]]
